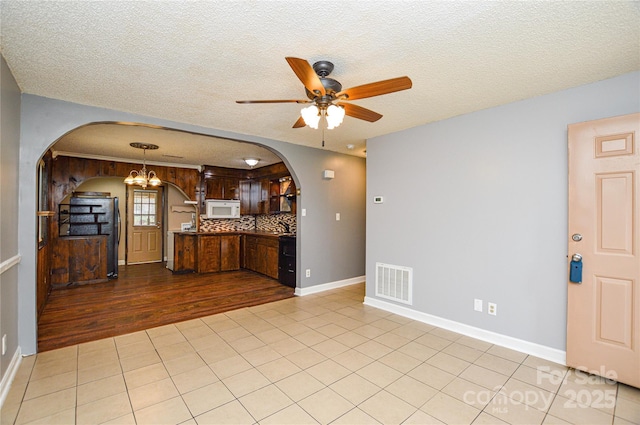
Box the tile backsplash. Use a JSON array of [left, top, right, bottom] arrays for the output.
[[256, 213, 296, 233], [199, 213, 296, 234]]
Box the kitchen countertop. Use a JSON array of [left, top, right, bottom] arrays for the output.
[[174, 230, 295, 239]]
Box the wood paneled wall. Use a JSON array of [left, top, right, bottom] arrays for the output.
[[50, 156, 201, 208]]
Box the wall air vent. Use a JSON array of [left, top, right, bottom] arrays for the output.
[[375, 262, 413, 305]]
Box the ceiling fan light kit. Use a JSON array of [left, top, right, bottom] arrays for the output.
[[301, 105, 321, 129], [236, 57, 412, 141], [325, 104, 345, 129]]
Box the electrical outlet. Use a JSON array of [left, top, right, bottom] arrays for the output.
[[305, 269, 311, 278], [488, 303, 497, 316], [2, 334, 6, 356], [474, 299, 483, 312]]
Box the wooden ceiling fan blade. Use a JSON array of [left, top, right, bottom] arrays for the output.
[[285, 57, 326, 96], [292, 116, 306, 128], [236, 99, 309, 104], [336, 76, 412, 100], [339, 102, 383, 122]]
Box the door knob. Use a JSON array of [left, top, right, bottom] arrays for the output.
[[572, 253, 582, 262]]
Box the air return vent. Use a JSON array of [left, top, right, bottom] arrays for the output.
[[375, 263, 413, 305]]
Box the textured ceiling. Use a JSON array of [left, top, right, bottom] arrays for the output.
[[1, 1, 639, 165]]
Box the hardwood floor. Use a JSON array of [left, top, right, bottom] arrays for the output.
[[37, 263, 294, 352]]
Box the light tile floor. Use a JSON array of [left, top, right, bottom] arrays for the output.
[[2, 283, 639, 424]]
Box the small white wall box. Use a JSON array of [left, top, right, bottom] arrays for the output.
[[373, 196, 384, 204], [323, 170, 335, 179]]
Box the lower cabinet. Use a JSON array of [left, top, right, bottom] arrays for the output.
[[173, 233, 197, 273], [51, 235, 108, 286], [242, 235, 279, 279], [220, 235, 241, 271], [198, 235, 221, 273], [173, 233, 278, 278], [174, 233, 240, 274]]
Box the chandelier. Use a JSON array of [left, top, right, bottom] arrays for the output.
[[124, 142, 161, 189]]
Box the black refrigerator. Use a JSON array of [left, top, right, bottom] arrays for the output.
[[68, 195, 120, 278]]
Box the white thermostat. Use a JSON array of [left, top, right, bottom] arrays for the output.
[[373, 196, 384, 204]]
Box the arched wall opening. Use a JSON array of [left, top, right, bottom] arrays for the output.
[[32, 120, 302, 352], [19, 95, 367, 356]]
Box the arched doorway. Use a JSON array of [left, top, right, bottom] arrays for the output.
[[35, 122, 300, 351]]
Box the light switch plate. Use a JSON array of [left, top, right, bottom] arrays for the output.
[[474, 299, 483, 312]]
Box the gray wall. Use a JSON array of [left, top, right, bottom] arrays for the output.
[[18, 95, 366, 354], [1, 55, 21, 378], [366, 71, 640, 351]]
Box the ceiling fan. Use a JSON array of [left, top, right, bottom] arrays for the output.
[[236, 57, 412, 130]]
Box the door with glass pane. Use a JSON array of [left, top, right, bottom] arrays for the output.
[[127, 187, 163, 264]]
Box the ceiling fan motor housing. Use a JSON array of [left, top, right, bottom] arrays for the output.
[[312, 60, 334, 77], [306, 77, 342, 101], [305, 60, 343, 101]]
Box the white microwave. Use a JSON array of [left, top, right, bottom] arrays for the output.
[[205, 199, 241, 219]]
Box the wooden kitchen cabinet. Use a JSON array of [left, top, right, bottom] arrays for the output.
[[264, 240, 279, 279], [242, 234, 257, 270], [220, 235, 240, 271], [240, 179, 270, 215], [240, 180, 251, 215], [50, 235, 108, 286], [198, 235, 221, 273], [174, 233, 240, 274], [204, 177, 239, 200], [173, 233, 197, 273], [269, 176, 296, 214], [205, 178, 223, 200], [243, 234, 279, 279]]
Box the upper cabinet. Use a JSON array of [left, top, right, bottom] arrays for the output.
[[269, 176, 296, 214], [204, 177, 239, 200], [240, 178, 269, 215], [200, 166, 245, 210], [202, 162, 295, 216]]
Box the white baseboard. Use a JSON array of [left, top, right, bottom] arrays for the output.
[[364, 296, 566, 366], [0, 347, 22, 408], [295, 275, 365, 296]]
